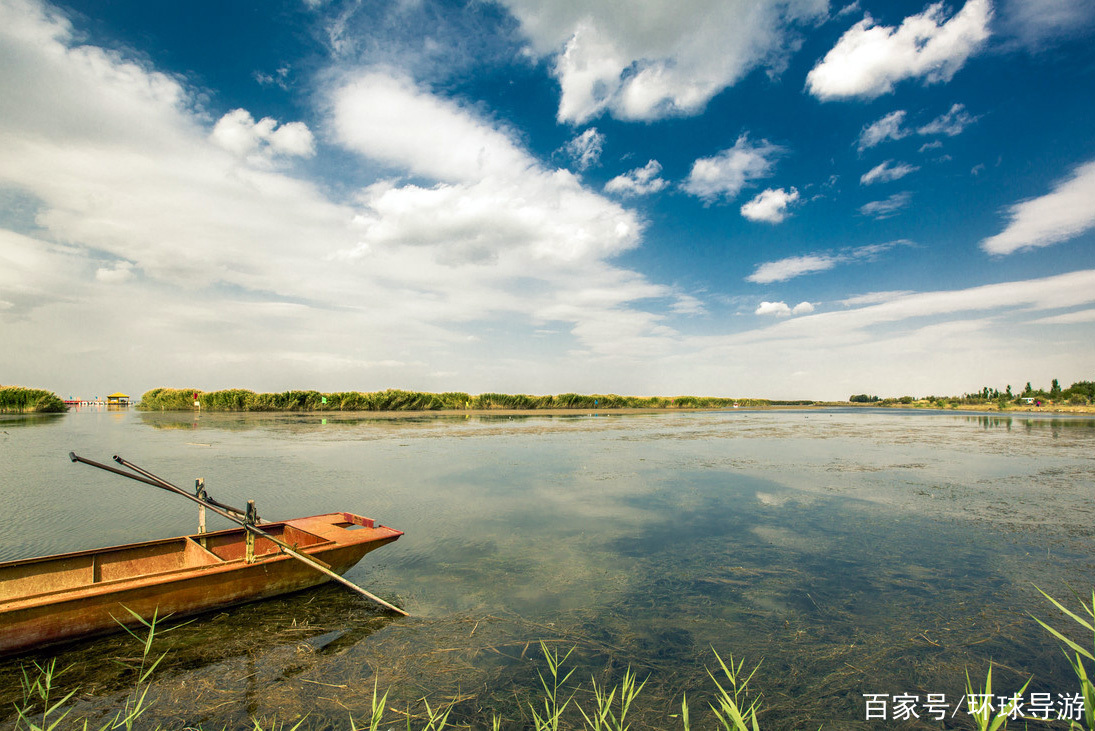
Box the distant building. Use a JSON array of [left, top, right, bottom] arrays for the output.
[[107, 392, 130, 406]]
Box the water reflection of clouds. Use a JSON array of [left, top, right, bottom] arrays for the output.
[[755, 491, 793, 507]]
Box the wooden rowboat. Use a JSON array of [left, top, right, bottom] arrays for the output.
[[0, 512, 402, 656]]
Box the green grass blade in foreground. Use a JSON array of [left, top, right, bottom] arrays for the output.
[[705, 651, 762, 731], [419, 698, 453, 730], [1032, 587, 1095, 730], [577, 667, 647, 731], [348, 677, 389, 731], [1065, 653, 1095, 730], [12, 659, 78, 731], [529, 642, 577, 731], [1032, 586, 1095, 660], [964, 664, 1031, 731]]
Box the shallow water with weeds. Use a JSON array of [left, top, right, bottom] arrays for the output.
[[1, 408, 1093, 728]]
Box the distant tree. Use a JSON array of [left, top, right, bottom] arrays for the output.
[[1023, 382, 1033, 396], [1065, 381, 1094, 402], [1006, 384, 1012, 398], [1051, 379, 1061, 398], [849, 394, 879, 403]]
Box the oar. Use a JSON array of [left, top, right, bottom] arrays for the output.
[[70, 452, 408, 616], [112, 455, 408, 617], [67, 453, 252, 520]]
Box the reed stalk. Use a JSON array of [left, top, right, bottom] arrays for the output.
[[529, 642, 577, 731], [12, 659, 77, 731]]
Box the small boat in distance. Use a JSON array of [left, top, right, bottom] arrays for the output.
[[0, 512, 403, 656]]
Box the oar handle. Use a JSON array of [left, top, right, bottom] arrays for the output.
[[69, 452, 250, 519], [70, 452, 168, 490]]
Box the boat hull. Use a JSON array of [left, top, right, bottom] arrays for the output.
[[0, 513, 402, 656]]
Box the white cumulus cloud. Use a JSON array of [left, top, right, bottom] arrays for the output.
[[682, 134, 784, 203], [756, 301, 793, 317], [331, 72, 534, 184], [807, 0, 992, 100], [981, 159, 1095, 255], [604, 160, 669, 197], [740, 187, 801, 223], [754, 301, 814, 317], [501, 0, 828, 123], [330, 71, 643, 266], [211, 108, 316, 161]]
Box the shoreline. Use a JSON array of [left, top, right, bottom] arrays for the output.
[[877, 402, 1095, 415], [129, 403, 1095, 417]]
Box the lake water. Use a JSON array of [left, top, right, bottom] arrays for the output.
[[1, 407, 1093, 729]]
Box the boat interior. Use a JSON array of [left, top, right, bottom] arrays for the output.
[[0, 523, 329, 603]]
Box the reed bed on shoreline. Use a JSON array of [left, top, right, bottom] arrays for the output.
[[137, 388, 803, 413], [0, 386, 67, 413]]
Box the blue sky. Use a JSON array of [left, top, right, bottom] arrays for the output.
[[1, 0, 1093, 400]]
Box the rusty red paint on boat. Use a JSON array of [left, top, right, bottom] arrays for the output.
[[0, 513, 402, 656]]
